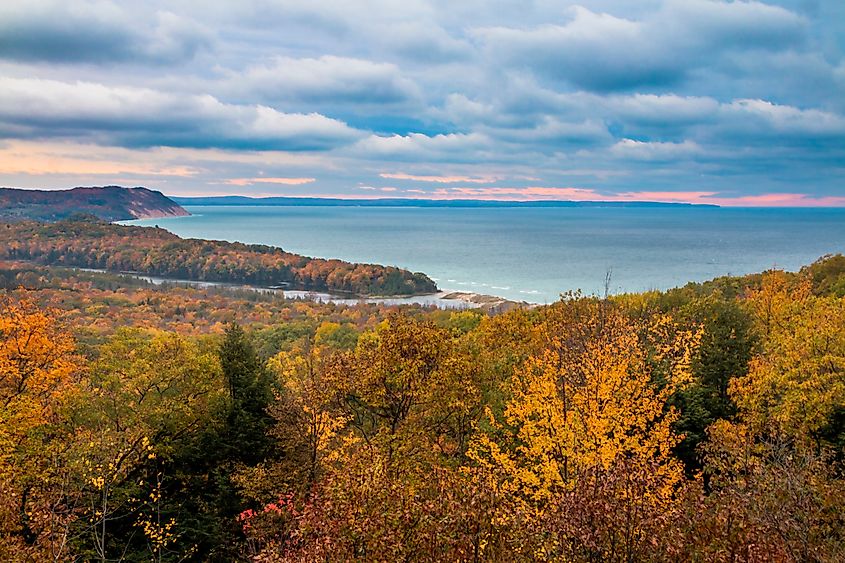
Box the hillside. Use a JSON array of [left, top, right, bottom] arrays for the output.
[[3, 254, 845, 560], [0, 186, 190, 222], [0, 217, 437, 296]]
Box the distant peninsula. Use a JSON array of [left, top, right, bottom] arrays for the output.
[[0, 186, 190, 222], [173, 195, 719, 208], [1, 217, 437, 296]]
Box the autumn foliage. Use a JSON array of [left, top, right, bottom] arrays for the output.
[[0, 217, 436, 295], [0, 297, 80, 560], [2, 254, 845, 561]]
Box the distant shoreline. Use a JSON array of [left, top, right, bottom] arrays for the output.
[[171, 195, 719, 209], [126, 205, 845, 303], [72, 267, 525, 311]]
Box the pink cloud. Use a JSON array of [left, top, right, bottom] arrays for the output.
[[433, 186, 600, 199], [0, 141, 198, 177], [164, 188, 845, 207], [702, 193, 845, 207], [613, 191, 718, 202], [380, 172, 500, 184], [618, 190, 845, 207], [422, 186, 845, 207], [225, 177, 316, 186]]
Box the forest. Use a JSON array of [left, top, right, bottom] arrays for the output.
[[0, 186, 189, 223], [1, 254, 845, 561], [0, 217, 436, 296]]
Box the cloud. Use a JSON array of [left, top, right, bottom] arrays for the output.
[[484, 117, 612, 149], [473, 1, 807, 91], [434, 186, 603, 199], [608, 94, 720, 126], [351, 132, 491, 161], [0, 0, 842, 202], [376, 21, 473, 63], [719, 99, 845, 137], [418, 186, 845, 207], [609, 139, 702, 160], [0, 140, 198, 177], [224, 177, 316, 186], [0, 1, 212, 64], [615, 190, 845, 207], [0, 77, 364, 151], [230, 55, 420, 106], [200, 0, 471, 63], [379, 172, 500, 183], [703, 193, 845, 207]]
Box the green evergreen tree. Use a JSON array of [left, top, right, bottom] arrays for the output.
[[672, 297, 756, 473], [219, 322, 275, 463], [158, 324, 277, 561]]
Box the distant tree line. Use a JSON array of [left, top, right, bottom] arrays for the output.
[[0, 217, 437, 296]]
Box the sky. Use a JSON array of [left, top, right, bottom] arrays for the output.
[[0, 0, 843, 205]]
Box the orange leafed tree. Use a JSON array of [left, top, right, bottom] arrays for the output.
[[0, 296, 81, 560], [0, 297, 77, 422]]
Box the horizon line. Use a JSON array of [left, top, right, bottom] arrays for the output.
[[167, 193, 845, 209], [4, 185, 845, 208]]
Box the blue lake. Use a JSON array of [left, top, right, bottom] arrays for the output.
[[128, 205, 845, 304]]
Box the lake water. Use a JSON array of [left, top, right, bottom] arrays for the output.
[[127, 205, 845, 304]]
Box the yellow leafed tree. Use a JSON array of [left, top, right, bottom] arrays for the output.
[[268, 340, 349, 490], [732, 271, 845, 437], [473, 299, 699, 503]]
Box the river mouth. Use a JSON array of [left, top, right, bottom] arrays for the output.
[[74, 267, 496, 310]]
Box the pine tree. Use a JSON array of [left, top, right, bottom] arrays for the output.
[[219, 323, 274, 464]]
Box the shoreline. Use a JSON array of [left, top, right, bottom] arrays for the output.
[[120, 215, 539, 305], [439, 291, 533, 312], [69, 267, 526, 311]]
